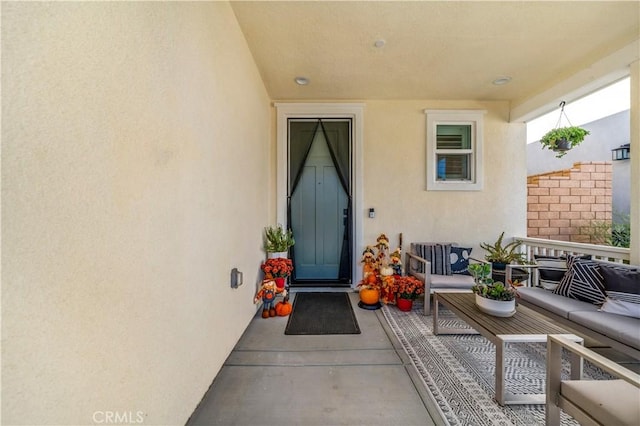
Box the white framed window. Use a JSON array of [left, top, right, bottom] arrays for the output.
[[425, 109, 486, 191]]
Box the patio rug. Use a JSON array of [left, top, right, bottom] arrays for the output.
[[285, 292, 361, 335], [381, 300, 612, 426]]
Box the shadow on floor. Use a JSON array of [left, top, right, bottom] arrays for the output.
[[186, 291, 440, 426]]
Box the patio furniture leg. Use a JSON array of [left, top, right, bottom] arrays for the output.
[[496, 339, 505, 405]]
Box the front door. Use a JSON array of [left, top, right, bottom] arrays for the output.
[[288, 120, 351, 284]]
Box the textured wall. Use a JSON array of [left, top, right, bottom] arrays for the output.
[[527, 162, 612, 242], [361, 100, 527, 255], [2, 2, 270, 424]]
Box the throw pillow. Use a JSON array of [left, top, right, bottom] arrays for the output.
[[450, 246, 472, 275], [599, 263, 640, 319], [568, 261, 606, 304], [553, 254, 592, 297], [415, 244, 452, 276], [534, 255, 567, 291]]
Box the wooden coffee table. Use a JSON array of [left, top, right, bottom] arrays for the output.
[[433, 292, 583, 406]]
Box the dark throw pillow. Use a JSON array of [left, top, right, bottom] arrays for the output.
[[599, 263, 640, 318], [534, 255, 567, 291], [450, 246, 472, 275]]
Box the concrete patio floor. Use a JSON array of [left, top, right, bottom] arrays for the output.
[[186, 291, 440, 426]]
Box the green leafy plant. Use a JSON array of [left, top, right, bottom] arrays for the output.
[[264, 224, 295, 253], [540, 126, 590, 158], [581, 213, 630, 248], [468, 263, 518, 301], [480, 232, 528, 265]]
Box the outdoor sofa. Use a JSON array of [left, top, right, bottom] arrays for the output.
[[517, 258, 640, 360]]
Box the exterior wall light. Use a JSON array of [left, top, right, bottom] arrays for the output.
[[611, 143, 630, 161]]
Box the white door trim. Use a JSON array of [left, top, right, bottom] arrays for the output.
[[275, 103, 364, 286]]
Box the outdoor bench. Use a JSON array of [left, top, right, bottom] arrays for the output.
[[518, 259, 640, 360]]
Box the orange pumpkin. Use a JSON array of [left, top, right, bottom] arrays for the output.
[[275, 300, 292, 316]]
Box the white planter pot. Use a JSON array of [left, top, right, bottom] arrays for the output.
[[267, 251, 288, 259], [475, 294, 516, 317]]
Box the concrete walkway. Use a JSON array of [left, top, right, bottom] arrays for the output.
[[187, 291, 440, 426]]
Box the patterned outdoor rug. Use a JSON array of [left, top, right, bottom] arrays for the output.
[[382, 300, 610, 426]]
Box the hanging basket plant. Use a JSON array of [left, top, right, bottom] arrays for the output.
[[540, 101, 590, 158]]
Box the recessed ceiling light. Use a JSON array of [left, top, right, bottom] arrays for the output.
[[294, 76, 309, 85], [492, 76, 512, 85], [374, 39, 385, 48]]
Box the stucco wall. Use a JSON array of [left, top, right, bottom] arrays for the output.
[[2, 2, 270, 425], [362, 100, 526, 257]]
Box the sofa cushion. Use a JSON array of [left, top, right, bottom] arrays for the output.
[[534, 255, 567, 291], [450, 246, 472, 275], [568, 310, 640, 350], [518, 287, 598, 319], [554, 255, 605, 305], [411, 272, 474, 293], [600, 298, 640, 319], [415, 243, 452, 275], [561, 379, 640, 426]]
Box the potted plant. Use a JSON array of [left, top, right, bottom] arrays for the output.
[[480, 232, 527, 268], [468, 263, 518, 317], [480, 232, 531, 283], [540, 126, 590, 158], [393, 276, 424, 312], [261, 257, 294, 290], [264, 224, 295, 258]]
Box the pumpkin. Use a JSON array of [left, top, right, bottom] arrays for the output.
[[359, 288, 380, 305], [275, 299, 292, 316]]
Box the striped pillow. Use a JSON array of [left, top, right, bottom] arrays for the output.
[[568, 261, 606, 304], [415, 244, 452, 276], [553, 254, 591, 297]]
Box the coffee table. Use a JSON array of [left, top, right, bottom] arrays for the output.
[[433, 291, 583, 406]]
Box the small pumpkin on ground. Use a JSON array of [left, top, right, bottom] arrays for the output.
[[275, 296, 292, 316]]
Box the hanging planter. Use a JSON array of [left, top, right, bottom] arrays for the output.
[[540, 101, 590, 158]]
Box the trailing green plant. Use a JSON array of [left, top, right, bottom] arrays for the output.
[[264, 224, 295, 252], [540, 126, 590, 158], [468, 262, 518, 301], [480, 232, 528, 265]]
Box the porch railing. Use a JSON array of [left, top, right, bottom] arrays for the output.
[[515, 236, 630, 264]]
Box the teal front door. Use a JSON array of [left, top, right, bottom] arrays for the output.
[[289, 120, 351, 283]]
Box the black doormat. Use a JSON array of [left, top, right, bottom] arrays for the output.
[[284, 292, 361, 335]]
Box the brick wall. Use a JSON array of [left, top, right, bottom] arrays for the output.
[[527, 162, 612, 243]]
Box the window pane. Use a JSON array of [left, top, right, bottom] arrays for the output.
[[436, 154, 471, 181], [436, 124, 471, 149]]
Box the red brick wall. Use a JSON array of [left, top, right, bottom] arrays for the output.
[[527, 162, 612, 243]]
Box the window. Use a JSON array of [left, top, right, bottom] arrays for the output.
[[425, 110, 485, 191]]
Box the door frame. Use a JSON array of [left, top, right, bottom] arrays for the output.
[[275, 103, 364, 287]]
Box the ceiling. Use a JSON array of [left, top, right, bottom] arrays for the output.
[[230, 1, 639, 106]]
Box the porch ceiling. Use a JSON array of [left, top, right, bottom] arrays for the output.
[[230, 1, 639, 108]]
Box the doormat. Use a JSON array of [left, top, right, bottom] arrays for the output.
[[284, 292, 361, 335], [381, 300, 612, 425]]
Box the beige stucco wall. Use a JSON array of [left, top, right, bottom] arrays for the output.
[[2, 2, 270, 424], [362, 100, 526, 256]]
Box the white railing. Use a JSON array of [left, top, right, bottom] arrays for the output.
[[516, 236, 630, 264]]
